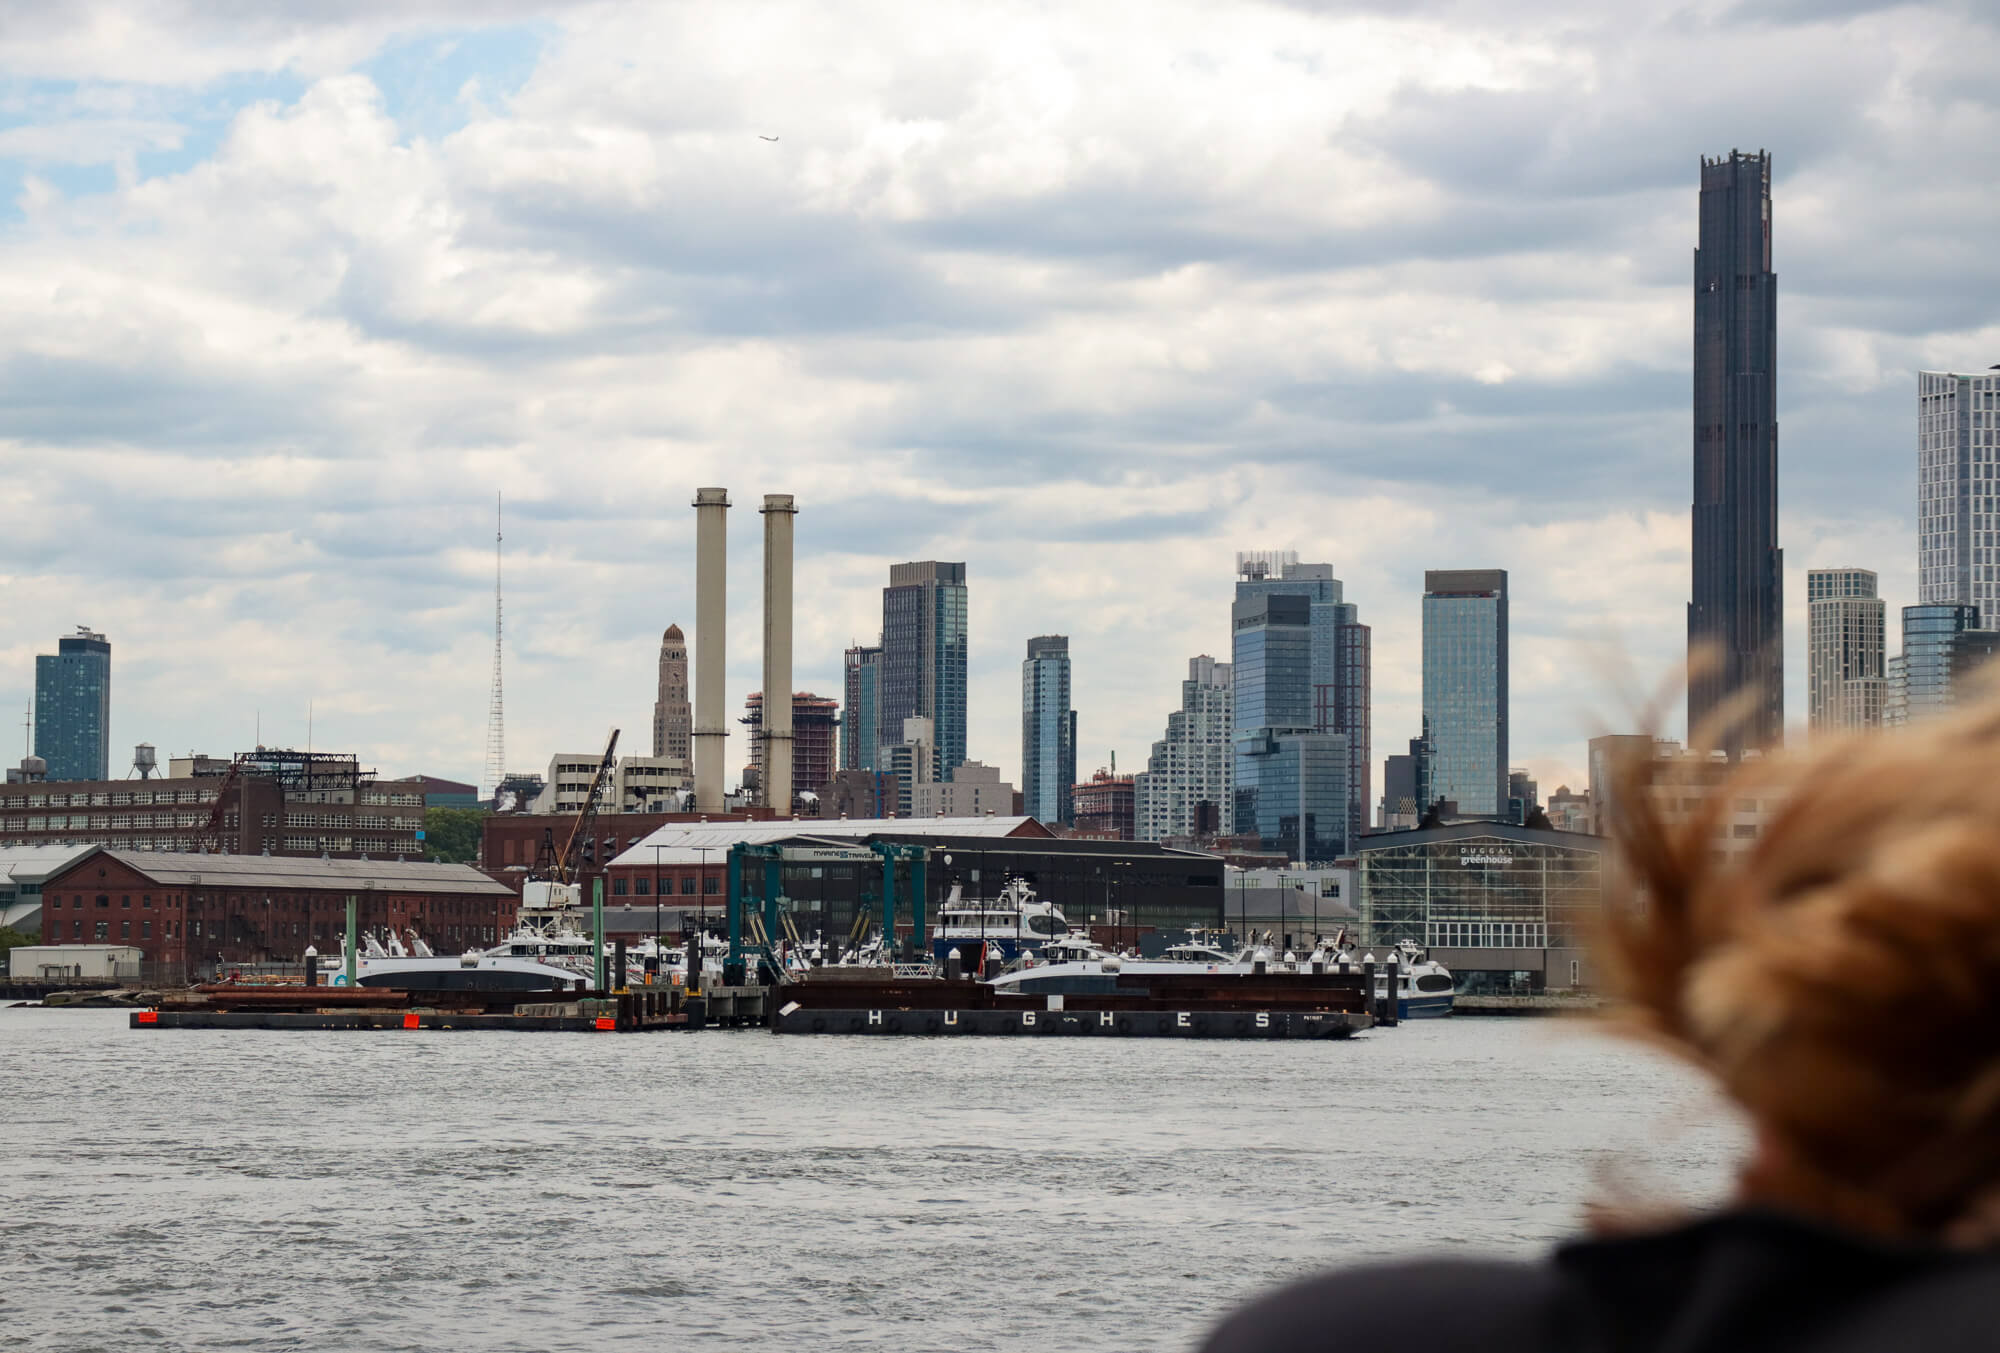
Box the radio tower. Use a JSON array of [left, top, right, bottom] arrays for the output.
[[485, 492, 506, 801]]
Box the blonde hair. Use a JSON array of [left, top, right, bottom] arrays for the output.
[[1600, 694, 2000, 1246]]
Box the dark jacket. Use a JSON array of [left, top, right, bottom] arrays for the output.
[[1199, 1210, 2000, 1353]]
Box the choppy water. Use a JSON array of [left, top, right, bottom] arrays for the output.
[[0, 1009, 1744, 1352]]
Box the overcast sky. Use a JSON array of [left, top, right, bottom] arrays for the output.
[[3, 0, 1996, 800]]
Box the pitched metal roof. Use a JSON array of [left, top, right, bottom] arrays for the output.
[[0, 844, 96, 883], [607, 816, 1045, 869], [47, 848, 516, 896]]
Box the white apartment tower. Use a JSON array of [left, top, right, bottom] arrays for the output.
[[1134, 655, 1233, 843], [1806, 568, 1886, 733], [1918, 369, 2000, 622]]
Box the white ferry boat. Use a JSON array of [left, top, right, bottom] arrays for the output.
[[323, 923, 594, 992], [930, 878, 1071, 967]]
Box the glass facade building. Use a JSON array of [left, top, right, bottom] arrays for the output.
[[1232, 588, 1351, 861], [34, 627, 110, 783], [841, 645, 880, 771], [1235, 729, 1348, 864], [1020, 635, 1076, 826], [1232, 553, 1371, 846], [1689, 149, 1783, 757], [878, 562, 968, 779], [1421, 570, 1508, 819], [1356, 823, 1605, 978], [1898, 603, 2000, 722]]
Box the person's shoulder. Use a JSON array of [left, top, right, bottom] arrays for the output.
[[1197, 1255, 1564, 1353]]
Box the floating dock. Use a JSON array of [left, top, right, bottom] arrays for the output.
[[770, 968, 1379, 1039], [123, 966, 1392, 1039]]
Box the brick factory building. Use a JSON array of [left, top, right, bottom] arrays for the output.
[[36, 848, 518, 982], [0, 748, 424, 859]]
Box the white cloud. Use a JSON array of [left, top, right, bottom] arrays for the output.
[[0, 0, 1994, 804]]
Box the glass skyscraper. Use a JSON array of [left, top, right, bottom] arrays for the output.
[[841, 645, 880, 771], [1232, 590, 1348, 862], [1020, 635, 1076, 826], [1897, 603, 2000, 722], [1688, 149, 1783, 757], [878, 562, 968, 779], [1422, 570, 1508, 819], [34, 627, 111, 782], [1231, 552, 1371, 847]]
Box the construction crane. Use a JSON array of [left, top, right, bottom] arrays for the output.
[[196, 759, 245, 854], [555, 727, 619, 884], [523, 728, 619, 927]]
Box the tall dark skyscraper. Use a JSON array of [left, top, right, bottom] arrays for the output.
[[34, 626, 111, 782], [878, 561, 968, 779], [1422, 570, 1507, 818], [1688, 149, 1782, 756], [1020, 635, 1076, 827]]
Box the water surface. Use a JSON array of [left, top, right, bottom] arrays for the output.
[[0, 1009, 1743, 1351]]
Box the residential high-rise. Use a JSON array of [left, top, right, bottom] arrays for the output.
[[1918, 369, 2000, 623], [879, 561, 968, 780], [840, 645, 881, 770], [1807, 569, 1886, 733], [1884, 654, 1909, 727], [1135, 656, 1233, 843], [652, 624, 692, 762], [1231, 552, 1372, 847], [1232, 590, 1348, 862], [1688, 149, 1783, 757], [1896, 604, 2000, 723], [1422, 570, 1508, 819], [1020, 635, 1076, 826], [881, 715, 936, 818], [34, 626, 110, 782]]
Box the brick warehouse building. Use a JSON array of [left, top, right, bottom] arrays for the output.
[[0, 748, 424, 858], [37, 848, 518, 982]]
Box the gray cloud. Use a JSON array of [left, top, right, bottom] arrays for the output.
[[0, 0, 1993, 790]]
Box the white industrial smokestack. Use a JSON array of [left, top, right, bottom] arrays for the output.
[[760, 493, 797, 815], [692, 487, 730, 814]]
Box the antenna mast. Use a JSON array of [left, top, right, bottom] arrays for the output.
[[486, 492, 507, 801]]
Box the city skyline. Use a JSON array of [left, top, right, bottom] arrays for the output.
[[4, 4, 1996, 798]]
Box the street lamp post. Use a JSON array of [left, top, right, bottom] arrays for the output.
[[652, 844, 663, 969]]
